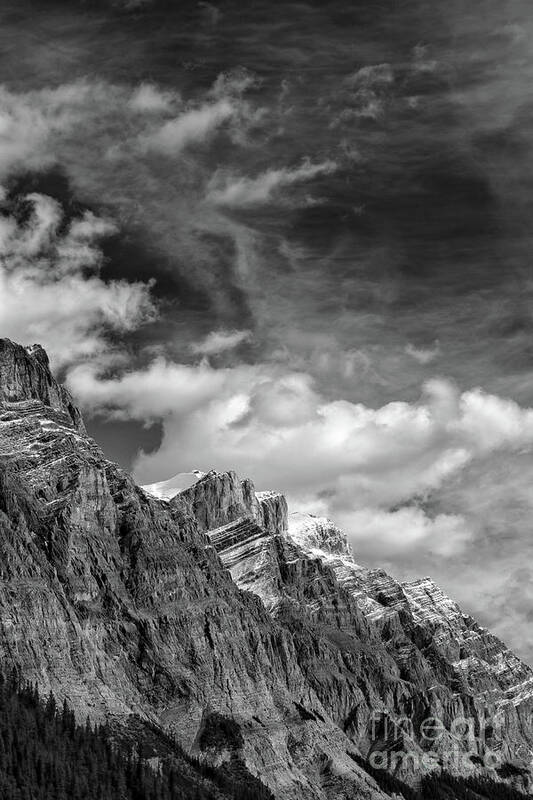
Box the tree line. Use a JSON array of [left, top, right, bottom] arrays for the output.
[[0, 671, 273, 800]]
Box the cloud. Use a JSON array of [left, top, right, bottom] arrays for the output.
[[67, 358, 230, 420], [0, 192, 154, 367], [0, 74, 266, 341], [125, 72, 263, 157], [345, 64, 394, 89], [66, 355, 533, 562], [139, 98, 236, 155], [0, 82, 98, 177], [411, 44, 438, 74], [209, 67, 259, 99], [405, 342, 440, 364], [207, 159, 337, 207], [0, 75, 258, 188], [198, 2, 222, 27], [328, 62, 395, 128], [129, 83, 177, 114], [337, 506, 472, 557], [191, 329, 252, 356]]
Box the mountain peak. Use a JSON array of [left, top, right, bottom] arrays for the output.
[[288, 511, 353, 558], [25, 343, 50, 367], [0, 339, 85, 433]]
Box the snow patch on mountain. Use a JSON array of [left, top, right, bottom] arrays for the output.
[[142, 470, 206, 500]]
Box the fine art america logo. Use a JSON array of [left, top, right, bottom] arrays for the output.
[[368, 711, 510, 772]]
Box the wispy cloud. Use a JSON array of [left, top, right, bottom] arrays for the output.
[[344, 63, 394, 88], [138, 98, 235, 155], [128, 83, 178, 114], [405, 341, 440, 364], [207, 159, 337, 207], [191, 329, 252, 356], [0, 81, 100, 177]]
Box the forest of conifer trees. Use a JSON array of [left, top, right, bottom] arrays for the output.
[[0, 671, 274, 800], [0, 671, 529, 800]]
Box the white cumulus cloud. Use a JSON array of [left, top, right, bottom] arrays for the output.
[[66, 356, 533, 559], [0, 192, 155, 367]]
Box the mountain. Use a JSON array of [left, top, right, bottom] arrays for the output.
[[0, 338, 532, 799]]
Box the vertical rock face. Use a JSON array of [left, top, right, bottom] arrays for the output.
[[0, 340, 85, 433], [1, 338, 533, 797], [172, 470, 261, 532], [256, 492, 288, 536]]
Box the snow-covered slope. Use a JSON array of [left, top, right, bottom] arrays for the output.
[[142, 470, 205, 500]]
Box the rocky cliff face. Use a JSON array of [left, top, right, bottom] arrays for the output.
[[284, 513, 533, 785], [0, 339, 388, 800], [0, 340, 85, 433], [169, 473, 533, 789], [0, 338, 532, 799]]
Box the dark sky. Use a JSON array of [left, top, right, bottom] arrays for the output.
[[2, 0, 533, 659]]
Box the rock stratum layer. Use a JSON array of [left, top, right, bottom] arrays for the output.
[[0, 338, 532, 798]]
